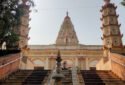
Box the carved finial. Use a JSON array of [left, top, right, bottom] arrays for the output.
[[104, 0, 110, 4], [56, 50, 62, 65], [56, 50, 62, 73], [66, 11, 68, 16]]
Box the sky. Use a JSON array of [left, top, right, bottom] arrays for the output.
[[29, 0, 125, 45]]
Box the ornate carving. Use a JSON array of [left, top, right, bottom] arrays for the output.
[[101, 0, 123, 49], [56, 12, 79, 46]]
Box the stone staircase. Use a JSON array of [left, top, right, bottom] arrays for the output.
[[81, 70, 125, 85], [62, 70, 73, 85], [0, 69, 50, 85]]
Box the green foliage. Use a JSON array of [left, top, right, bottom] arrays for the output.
[[121, 0, 125, 6], [5, 31, 19, 49], [0, 0, 35, 49], [0, 0, 20, 49]]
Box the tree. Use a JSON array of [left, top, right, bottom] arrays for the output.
[[121, 0, 125, 6], [0, 0, 34, 49], [0, 0, 19, 49]]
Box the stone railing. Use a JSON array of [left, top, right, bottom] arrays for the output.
[[110, 53, 125, 80], [96, 57, 111, 70], [72, 67, 80, 85], [0, 53, 21, 79], [0, 54, 20, 65], [43, 67, 56, 85], [96, 52, 125, 80]]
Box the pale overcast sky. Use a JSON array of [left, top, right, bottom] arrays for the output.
[[29, 0, 125, 45]]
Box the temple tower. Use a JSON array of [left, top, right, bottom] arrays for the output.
[[100, 0, 123, 55], [56, 12, 79, 46], [19, 0, 31, 49]]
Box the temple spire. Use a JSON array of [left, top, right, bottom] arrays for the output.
[[66, 11, 69, 16], [104, 0, 110, 4], [56, 12, 79, 46]]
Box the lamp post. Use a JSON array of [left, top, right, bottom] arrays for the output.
[[52, 50, 64, 85]]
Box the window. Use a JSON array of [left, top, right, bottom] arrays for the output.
[[106, 38, 110, 45], [113, 38, 119, 46], [109, 17, 114, 24]]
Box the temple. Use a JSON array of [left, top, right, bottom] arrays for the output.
[[21, 12, 103, 70], [0, 0, 125, 85], [20, 0, 125, 76]]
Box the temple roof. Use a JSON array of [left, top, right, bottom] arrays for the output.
[[56, 12, 79, 46], [28, 45, 102, 50]]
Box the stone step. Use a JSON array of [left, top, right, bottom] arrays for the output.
[[62, 70, 73, 85], [0, 70, 50, 85], [1, 82, 22, 85], [81, 70, 125, 85]]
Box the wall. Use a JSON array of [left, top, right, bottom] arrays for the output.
[[96, 57, 111, 70], [110, 53, 125, 80], [0, 53, 21, 79], [96, 52, 125, 80], [20, 57, 34, 70]]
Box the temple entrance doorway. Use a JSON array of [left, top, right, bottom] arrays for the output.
[[89, 60, 98, 70], [33, 59, 45, 69], [61, 60, 73, 69]]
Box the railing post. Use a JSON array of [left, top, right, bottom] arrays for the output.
[[72, 67, 80, 85], [43, 67, 56, 85]]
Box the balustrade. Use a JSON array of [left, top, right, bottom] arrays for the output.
[[110, 53, 125, 80], [0, 53, 21, 79], [72, 67, 80, 85]]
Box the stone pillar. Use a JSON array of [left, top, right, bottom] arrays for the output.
[[45, 57, 48, 69], [86, 58, 89, 70], [50, 58, 56, 70], [50, 59, 53, 70], [48, 58, 52, 70], [52, 58, 56, 69], [78, 58, 86, 70], [79, 58, 83, 70], [75, 57, 78, 67]]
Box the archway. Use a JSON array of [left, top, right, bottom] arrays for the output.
[[61, 59, 73, 69], [89, 60, 99, 70], [33, 59, 45, 69]]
